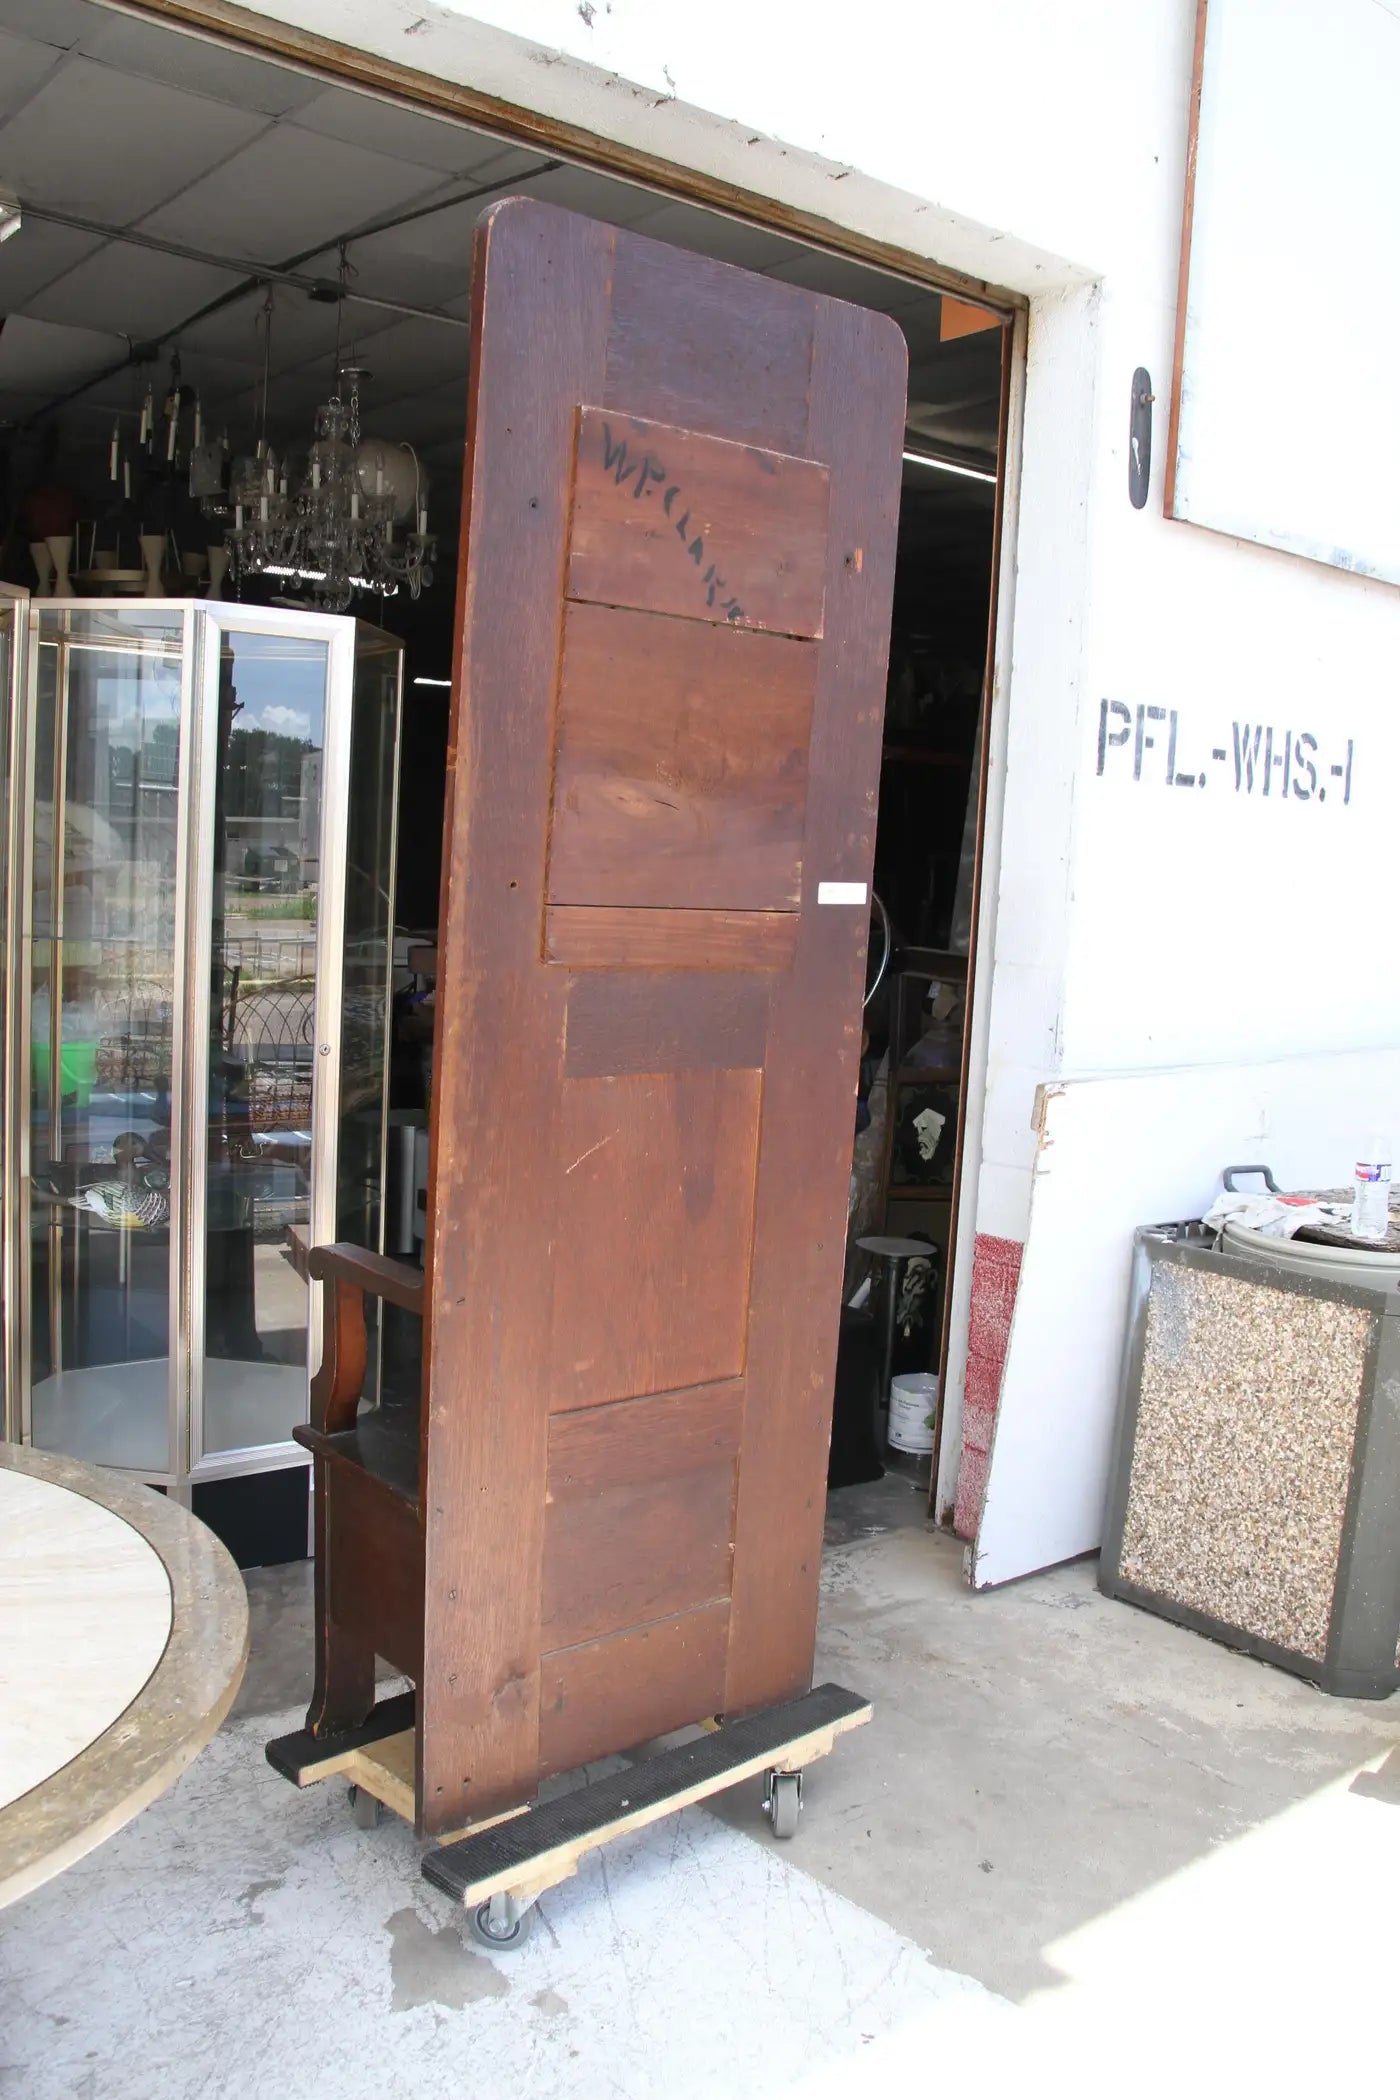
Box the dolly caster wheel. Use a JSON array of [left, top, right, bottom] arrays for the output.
[[764, 1769, 802, 1840], [468, 1898, 534, 1952], [347, 1783, 383, 1830]]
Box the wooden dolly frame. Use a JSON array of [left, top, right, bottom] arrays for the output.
[[267, 1682, 870, 1949]]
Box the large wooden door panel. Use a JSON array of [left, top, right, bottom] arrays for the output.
[[421, 199, 904, 1833], [548, 1066, 762, 1410], [724, 300, 908, 1717], [544, 902, 797, 970], [548, 603, 817, 911], [538, 1602, 732, 1780], [567, 408, 830, 636], [541, 1381, 742, 1649]]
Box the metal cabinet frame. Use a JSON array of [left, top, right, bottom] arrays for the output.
[[1, 600, 396, 1502]]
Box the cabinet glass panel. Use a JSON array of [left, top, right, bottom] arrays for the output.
[[336, 626, 403, 1413], [26, 609, 185, 1475], [3, 602, 400, 1489], [337, 628, 399, 1249], [0, 592, 20, 1432], [200, 628, 329, 1456]]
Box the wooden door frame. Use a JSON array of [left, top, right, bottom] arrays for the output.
[[110, 0, 1021, 1526]]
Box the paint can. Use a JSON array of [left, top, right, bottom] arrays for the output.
[[888, 1371, 938, 1454]]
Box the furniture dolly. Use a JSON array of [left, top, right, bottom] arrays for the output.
[[268, 1682, 869, 1948]]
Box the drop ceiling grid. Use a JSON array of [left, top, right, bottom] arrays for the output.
[[0, 0, 990, 460]]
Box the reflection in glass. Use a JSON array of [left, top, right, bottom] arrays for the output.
[[201, 632, 328, 1455], [27, 611, 185, 1473], [0, 597, 14, 1433], [7, 605, 400, 1484], [336, 627, 402, 1414]]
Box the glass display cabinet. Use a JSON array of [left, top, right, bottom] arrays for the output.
[[1, 602, 400, 1534], [0, 585, 26, 1356]]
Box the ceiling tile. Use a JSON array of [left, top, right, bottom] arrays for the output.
[[0, 0, 91, 50], [0, 216, 102, 307], [332, 314, 467, 399], [761, 249, 929, 313], [291, 87, 538, 178], [297, 143, 555, 310], [0, 312, 122, 396], [304, 192, 482, 309], [625, 201, 795, 273], [27, 242, 244, 338], [340, 157, 657, 310], [140, 125, 444, 266], [175, 286, 403, 372], [905, 343, 1003, 463], [505, 160, 659, 226], [0, 57, 269, 225], [0, 27, 62, 120], [76, 14, 322, 117], [204, 369, 333, 450], [363, 384, 465, 450], [75, 347, 271, 429], [896, 300, 953, 358]]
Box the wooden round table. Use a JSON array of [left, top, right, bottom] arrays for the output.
[[0, 1443, 248, 1909]]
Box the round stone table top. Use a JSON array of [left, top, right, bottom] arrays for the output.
[[856, 1235, 931, 1261], [0, 1444, 248, 1909]]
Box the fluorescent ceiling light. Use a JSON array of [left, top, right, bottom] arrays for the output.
[[413, 676, 452, 688], [0, 189, 21, 244], [902, 449, 997, 484]]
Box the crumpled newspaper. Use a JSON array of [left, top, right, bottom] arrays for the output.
[[1201, 1189, 1351, 1240]]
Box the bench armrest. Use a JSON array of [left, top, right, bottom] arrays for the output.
[[291, 1232, 424, 1436], [304, 1239, 424, 1315]]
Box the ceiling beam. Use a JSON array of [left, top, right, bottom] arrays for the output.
[[17, 201, 473, 331], [10, 156, 559, 428]]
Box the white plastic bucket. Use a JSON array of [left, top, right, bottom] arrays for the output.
[[889, 1371, 938, 1454]]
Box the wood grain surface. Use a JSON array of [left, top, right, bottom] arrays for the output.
[[545, 903, 797, 971], [548, 602, 816, 911], [406, 196, 901, 1829], [568, 407, 829, 637]]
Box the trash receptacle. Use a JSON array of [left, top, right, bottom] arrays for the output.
[[1100, 1219, 1400, 1699]]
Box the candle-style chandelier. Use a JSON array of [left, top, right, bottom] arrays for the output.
[[225, 265, 436, 614]]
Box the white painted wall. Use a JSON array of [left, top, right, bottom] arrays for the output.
[[1171, 0, 1400, 586], [216, 0, 1399, 1575]]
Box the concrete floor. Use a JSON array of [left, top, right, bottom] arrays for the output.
[[5, 1474, 1399, 2096]]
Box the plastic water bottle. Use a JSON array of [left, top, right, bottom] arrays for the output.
[[1351, 1140, 1392, 1242]]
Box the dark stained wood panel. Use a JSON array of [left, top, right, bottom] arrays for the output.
[[325, 1463, 424, 1682], [568, 408, 830, 637], [549, 1068, 762, 1410], [545, 904, 797, 972], [547, 1379, 745, 1491], [417, 201, 614, 1831], [548, 603, 816, 911], [397, 196, 903, 1829], [544, 1383, 741, 1646], [724, 297, 907, 1718], [541, 1455, 735, 1648], [538, 1603, 731, 1778], [564, 971, 770, 1078], [604, 234, 815, 456]]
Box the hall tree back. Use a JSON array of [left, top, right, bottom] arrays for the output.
[[305, 197, 905, 1837]]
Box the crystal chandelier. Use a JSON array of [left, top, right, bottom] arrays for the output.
[[228, 364, 435, 614]]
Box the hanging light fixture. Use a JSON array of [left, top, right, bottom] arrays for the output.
[[226, 250, 436, 614]]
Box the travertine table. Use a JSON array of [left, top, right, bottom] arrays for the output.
[[0, 1443, 248, 1909]]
